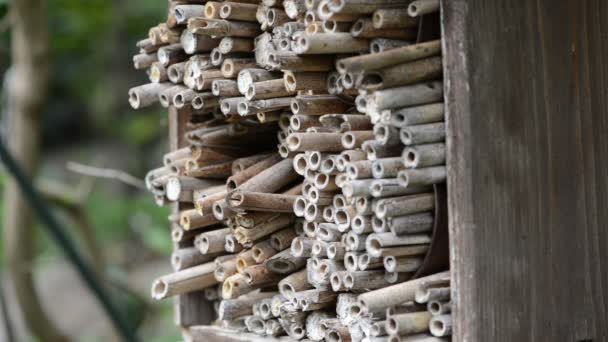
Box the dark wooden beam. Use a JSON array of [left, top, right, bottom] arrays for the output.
[[442, 0, 608, 340]]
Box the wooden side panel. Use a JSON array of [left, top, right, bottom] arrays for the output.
[[168, 106, 214, 327], [442, 1, 608, 341]]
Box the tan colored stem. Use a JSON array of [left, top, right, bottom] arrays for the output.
[[386, 311, 432, 335], [336, 40, 441, 74], [351, 18, 417, 40], [247, 78, 296, 100], [295, 33, 369, 54], [151, 261, 218, 300], [265, 249, 307, 274], [373, 8, 418, 29], [360, 56, 443, 91], [218, 292, 277, 320], [219, 2, 259, 21], [408, 0, 440, 17], [229, 190, 297, 212], [402, 143, 446, 169], [188, 18, 261, 37], [197, 227, 231, 254], [291, 94, 352, 115], [357, 271, 450, 312], [388, 212, 434, 235]]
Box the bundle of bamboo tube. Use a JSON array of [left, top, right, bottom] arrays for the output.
[[130, 0, 450, 341]]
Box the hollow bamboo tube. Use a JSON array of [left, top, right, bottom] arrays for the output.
[[224, 234, 243, 253], [180, 31, 219, 55], [246, 79, 296, 100], [151, 261, 218, 300], [129, 83, 173, 109], [159, 85, 187, 108], [171, 247, 216, 271], [342, 131, 374, 149], [362, 140, 403, 160], [228, 191, 297, 212], [371, 157, 403, 179], [370, 38, 411, 54], [372, 8, 418, 29], [219, 37, 254, 55], [180, 209, 220, 230], [235, 249, 256, 273], [306, 21, 324, 34], [291, 95, 352, 115], [218, 292, 277, 321], [346, 160, 373, 180], [370, 244, 429, 258], [304, 202, 325, 222], [370, 81, 443, 111], [212, 199, 239, 220], [359, 56, 443, 91], [185, 160, 233, 179], [321, 114, 373, 132], [428, 314, 452, 337], [368, 234, 432, 255], [221, 58, 257, 78], [188, 18, 261, 37], [283, 71, 328, 92], [358, 253, 384, 271], [243, 264, 282, 287], [279, 269, 312, 298], [214, 256, 238, 282], [341, 179, 374, 197], [157, 43, 187, 67], [355, 196, 375, 216], [222, 273, 254, 299], [376, 193, 435, 219], [383, 256, 424, 273], [351, 18, 417, 40], [269, 54, 336, 72], [133, 53, 157, 70], [226, 154, 281, 190], [231, 153, 273, 175], [291, 237, 316, 258], [219, 2, 258, 21], [316, 223, 342, 242], [238, 98, 294, 116], [428, 300, 451, 316], [238, 158, 300, 193], [294, 289, 337, 311], [371, 179, 430, 198], [357, 271, 450, 312], [167, 62, 186, 83], [351, 215, 373, 234], [290, 115, 321, 132], [343, 271, 394, 290], [251, 240, 277, 263], [265, 248, 307, 274], [336, 40, 441, 74], [238, 68, 277, 94], [402, 143, 445, 169], [219, 96, 245, 115], [388, 212, 434, 236], [408, 0, 440, 16], [385, 311, 431, 335], [398, 166, 446, 189], [203, 1, 223, 18], [312, 240, 329, 257], [267, 8, 290, 27], [327, 242, 346, 260], [295, 33, 369, 54], [235, 214, 294, 244], [322, 20, 352, 33], [400, 123, 445, 147], [344, 252, 360, 272], [198, 227, 231, 254], [287, 132, 344, 152], [328, 0, 413, 14], [195, 189, 227, 216], [149, 62, 168, 83]]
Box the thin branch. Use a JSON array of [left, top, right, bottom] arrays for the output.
[[66, 161, 146, 190]]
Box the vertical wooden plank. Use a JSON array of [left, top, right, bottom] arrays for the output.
[[442, 0, 608, 340], [168, 105, 214, 327]]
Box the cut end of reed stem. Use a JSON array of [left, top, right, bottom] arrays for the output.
[[151, 279, 168, 300]]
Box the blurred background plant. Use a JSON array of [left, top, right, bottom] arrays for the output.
[[0, 0, 181, 340]]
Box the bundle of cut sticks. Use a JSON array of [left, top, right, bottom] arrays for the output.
[[129, 0, 451, 341]]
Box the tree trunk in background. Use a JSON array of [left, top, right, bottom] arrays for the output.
[[3, 1, 67, 341]]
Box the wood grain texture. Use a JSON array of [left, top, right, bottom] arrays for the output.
[[442, 1, 608, 341]]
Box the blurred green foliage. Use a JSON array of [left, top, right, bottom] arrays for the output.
[[1, 1, 183, 340]]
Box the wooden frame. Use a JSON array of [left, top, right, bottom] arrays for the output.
[[442, 1, 608, 340]]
